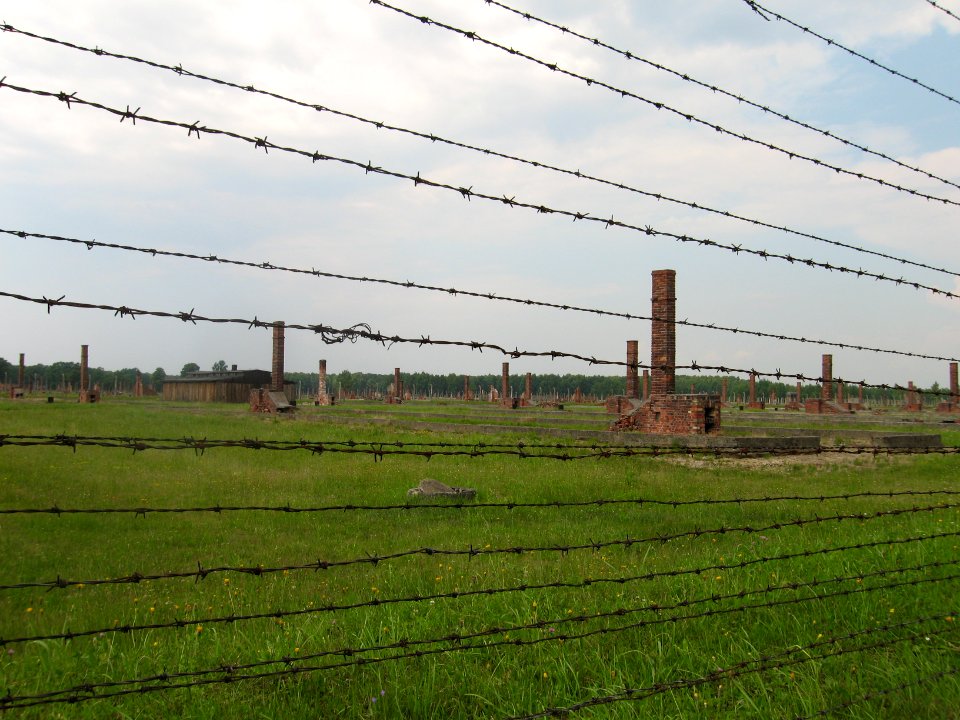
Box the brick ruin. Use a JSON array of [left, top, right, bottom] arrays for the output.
[[605, 340, 643, 414], [18, 353, 24, 388], [785, 381, 803, 411], [524, 372, 533, 405], [746, 372, 764, 409], [936, 362, 959, 412], [8, 353, 25, 398], [805, 354, 850, 414], [78, 344, 100, 403], [316, 359, 333, 405], [463, 375, 473, 401], [134, 370, 143, 398], [385, 367, 404, 404], [499, 362, 520, 408], [902, 381, 922, 412], [612, 270, 721, 434], [250, 321, 293, 413]]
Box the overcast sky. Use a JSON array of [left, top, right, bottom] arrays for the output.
[[1, 0, 958, 388]]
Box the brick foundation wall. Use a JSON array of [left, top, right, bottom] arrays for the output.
[[650, 270, 676, 395], [610, 394, 721, 434], [805, 398, 850, 414]]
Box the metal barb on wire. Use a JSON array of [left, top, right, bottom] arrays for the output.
[[370, 0, 960, 202], [3, 78, 956, 302], [482, 0, 960, 194], [2, 21, 958, 279]]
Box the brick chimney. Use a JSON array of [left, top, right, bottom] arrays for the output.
[[626, 340, 639, 399], [80, 345, 89, 392], [271, 322, 284, 392], [18, 353, 24, 387], [650, 270, 676, 395], [821, 354, 833, 401], [501, 362, 510, 400], [951, 362, 958, 404]]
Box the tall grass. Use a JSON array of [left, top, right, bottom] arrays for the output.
[[0, 399, 958, 718]]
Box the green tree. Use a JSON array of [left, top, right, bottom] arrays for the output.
[[180, 362, 200, 376], [212, 360, 228, 372], [151, 367, 166, 389]]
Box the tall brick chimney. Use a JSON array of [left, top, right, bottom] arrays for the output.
[[748, 372, 757, 404], [271, 322, 285, 392], [80, 345, 89, 392], [525, 372, 532, 401], [463, 375, 471, 400], [951, 362, 958, 404], [821, 354, 833, 401], [650, 270, 676, 395], [642, 369, 649, 400], [393, 368, 401, 399], [626, 340, 639, 399], [501, 362, 510, 400], [318, 359, 327, 399], [18, 353, 24, 387]]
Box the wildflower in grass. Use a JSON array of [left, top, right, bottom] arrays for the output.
[[889, 608, 895, 614], [6, 649, 13, 656], [542, 672, 548, 679], [25, 607, 32, 613], [195, 624, 203, 634]]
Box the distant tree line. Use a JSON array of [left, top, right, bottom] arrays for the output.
[[0, 356, 931, 404]]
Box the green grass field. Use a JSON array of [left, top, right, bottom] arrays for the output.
[[1, 398, 958, 718]]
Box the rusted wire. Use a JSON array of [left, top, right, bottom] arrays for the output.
[[6, 227, 960, 364], [2, 585, 954, 710], [481, 0, 960, 194], [2, 533, 954, 649], [1, 486, 956, 517], [371, 0, 960, 204], [924, 0, 960, 24], [4, 286, 960, 399], [0, 502, 954, 591], [1, 80, 958, 301], [740, 0, 960, 108], [1, 24, 956, 279]]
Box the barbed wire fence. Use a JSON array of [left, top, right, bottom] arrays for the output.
[[2, 4, 959, 717]]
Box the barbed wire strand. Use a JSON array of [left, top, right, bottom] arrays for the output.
[[7, 566, 956, 700], [2, 487, 956, 518], [370, 0, 960, 207], [924, 0, 960, 24], [481, 0, 960, 194], [1, 25, 955, 280], [6, 227, 959, 365], [3, 536, 954, 649], [510, 618, 959, 718], [2, 81, 959, 302], [3, 434, 960, 461], [3, 585, 954, 710], [2, 288, 959, 400], [1, 502, 954, 592], [740, 0, 960, 108]]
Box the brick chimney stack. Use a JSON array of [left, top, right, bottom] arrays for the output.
[[80, 345, 89, 391], [271, 322, 285, 392], [626, 340, 639, 399], [650, 270, 676, 395], [501, 362, 510, 400], [821, 354, 833, 401]]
